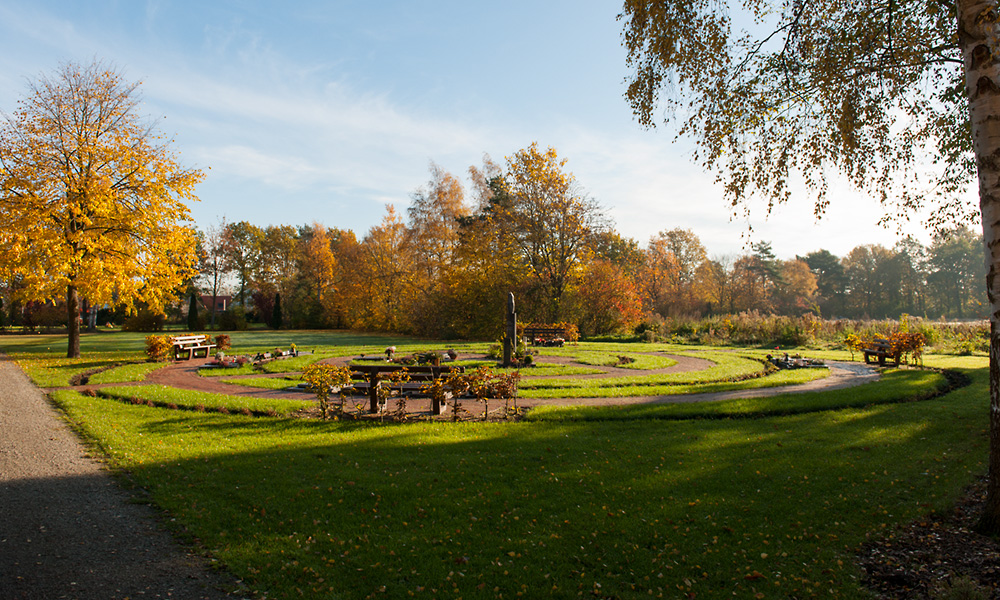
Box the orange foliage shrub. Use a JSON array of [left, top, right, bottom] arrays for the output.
[[144, 335, 173, 362]]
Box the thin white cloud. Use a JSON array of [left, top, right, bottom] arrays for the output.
[[0, 1, 955, 261]]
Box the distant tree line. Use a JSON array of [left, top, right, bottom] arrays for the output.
[[180, 145, 983, 337], [1, 144, 984, 336]]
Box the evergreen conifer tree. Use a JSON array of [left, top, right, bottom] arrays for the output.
[[187, 291, 200, 331], [270, 292, 283, 329]]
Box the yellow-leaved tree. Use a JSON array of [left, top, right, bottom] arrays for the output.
[[0, 61, 203, 357]]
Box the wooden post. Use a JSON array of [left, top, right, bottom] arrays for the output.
[[503, 293, 517, 367], [368, 371, 380, 413]]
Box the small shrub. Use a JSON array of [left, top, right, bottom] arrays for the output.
[[214, 334, 232, 352], [145, 335, 173, 362], [217, 306, 248, 331], [775, 323, 809, 346], [634, 316, 663, 340], [30, 302, 67, 331], [302, 364, 352, 419], [123, 309, 165, 332]]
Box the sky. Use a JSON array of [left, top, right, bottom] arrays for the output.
[[0, 0, 962, 259]]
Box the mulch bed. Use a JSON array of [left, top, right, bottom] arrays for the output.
[[859, 477, 1000, 599]]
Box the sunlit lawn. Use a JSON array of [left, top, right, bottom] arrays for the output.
[[10, 352, 148, 387], [34, 344, 986, 600], [96, 385, 311, 416]]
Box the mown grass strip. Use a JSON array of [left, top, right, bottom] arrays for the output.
[[521, 352, 760, 391], [87, 361, 167, 384], [222, 376, 304, 391], [198, 364, 257, 377], [526, 368, 952, 421], [557, 350, 678, 370], [96, 385, 311, 416], [522, 366, 829, 398], [13, 352, 146, 387]]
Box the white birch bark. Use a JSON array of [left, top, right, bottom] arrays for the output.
[[959, 0, 1000, 531]]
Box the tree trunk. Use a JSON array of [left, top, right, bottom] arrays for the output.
[[211, 291, 218, 328], [66, 284, 80, 358], [959, 0, 1000, 534]]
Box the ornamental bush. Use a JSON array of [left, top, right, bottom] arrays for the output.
[[123, 309, 165, 332], [144, 335, 173, 362], [301, 364, 352, 419], [213, 334, 231, 352]]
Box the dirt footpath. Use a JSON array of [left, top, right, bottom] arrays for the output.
[[0, 355, 243, 600]]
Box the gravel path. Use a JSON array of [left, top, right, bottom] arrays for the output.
[[0, 355, 243, 600]]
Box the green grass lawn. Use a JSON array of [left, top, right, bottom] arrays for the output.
[[528, 368, 951, 421], [87, 361, 169, 384], [11, 352, 148, 387], [224, 376, 305, 391], [519, 351, 787, 398], [540, 349, 678, 370], [95, 384, 312, 416], [38, 345, 988, 600]]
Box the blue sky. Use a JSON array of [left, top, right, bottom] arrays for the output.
[[0, 0, 945, 258]]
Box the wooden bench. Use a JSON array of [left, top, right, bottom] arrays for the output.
[[523, 326, 567, 347], [862, 338, 901, 367], [171, 334, 216, 361], [349, 364, 465, 415]]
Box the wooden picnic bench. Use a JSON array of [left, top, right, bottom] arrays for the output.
[[171, 334, 216, 361], [349, 364, 465, 415], [862, 338, 901, 367], [523, 326, 567, 346]]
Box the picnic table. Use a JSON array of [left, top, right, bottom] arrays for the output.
[[349, 364, 465, 415]]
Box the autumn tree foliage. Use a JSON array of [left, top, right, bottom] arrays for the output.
[[502, 144, 608, 322], [148, 148, 984, 345], [407, 163, 471, 335], [576, 260, 644, 336], [640, 228, 707, 316], [222, 220, 264, 308], [297, 222, 338, 325], [354, 206, 415, 332], [0, 61, 202, 357], [441, 172, 524, 339]]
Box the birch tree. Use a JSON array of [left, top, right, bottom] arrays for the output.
[[619, 0, 1000, 531]]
